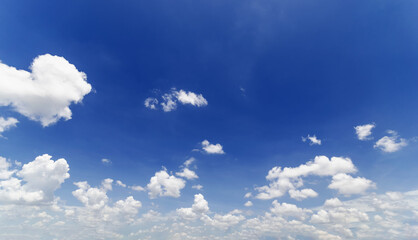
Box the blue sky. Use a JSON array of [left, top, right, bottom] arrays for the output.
[[0, 0, 418, 239]]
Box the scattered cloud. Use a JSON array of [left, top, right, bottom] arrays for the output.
[[183, 157, 195, 168], [0, 117, 18, 137], [354, 123, 375, 140], [256, 156, 357, 200], [374, 130, 408, 153], [201, 140, 225, 154], [289, 188, 318, 201], [130, 185, 145, 191], [145, 88, 207, 112], [302, 135, 322, 145], [0, 54, 92, 126]]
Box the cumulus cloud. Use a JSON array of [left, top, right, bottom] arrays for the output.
[[354, 123, 375, 140], [147, 169, 186, 198], [201, 140, 225, 154], [130, 185, 145, 191], [145, 89, 207, 112], [177, 193, 209, 220], [116, 180, 126, 188], [302, 135, 322, 145], [374, 130, 408, 153], [256, 156, 357, 200], [328, 173, 375, 195], [0, 154, 69, 204], [0, 54, 92, 126], [0, 117, 18, 136]]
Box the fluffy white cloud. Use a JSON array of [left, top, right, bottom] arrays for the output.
[[302, 135, 322, 145], [176, 168, 198, 180], [256, 156, 357, 200], [201, 140, 225, 154], [0, 54, 92, 126], [177, 193, 209, 220], [244, 201, 253, 207], [176, 90, 208, 107], [289, 188, 318, 201], [324, 198, 343, 208], [328, 173, 375, 195], [130, 185, 145, 191], [270, 200, 312, 220], [183, 157, 195, 168], [374, 130, 407, 153], [0, 117, 18, 136], [147, 169, 186, 198], [145, 89, 208, 112], [0, 154, 69, 204], [354, 123, 375, 140], [72, 181, 109, 210]]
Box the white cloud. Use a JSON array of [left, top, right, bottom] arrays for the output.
[[244, 192, 252, 198], [201, 140, 225, 154], [302, 135, 322, 145], [176, 90, 208, 107], [116, 180, 126, 188], [101, 178, 113, 191], [270, 200, 312, 220], [256, 156, 357, 200], [244, 201, 253, 207], [145, 89, 208, 112], [177, 193, 209, 220], [72, 181, 109, 210], [374, 130, 407, 153], [101, 158, 112, 165], [130, 185, 145, 191], [147, 169, 186, 198], [0, 117, 18, 136], [176, 168, 198, 180], [144, 97, 158, 110], [354, 123, 375, 140], [183, 157, 195, 168], [289, 188, 318, 201], [0, 54, 92, 126], [328, 173, 375, 195], [324, 198, 343, 208], [192, 184, 203, 190], [0, 154, 69, 204]]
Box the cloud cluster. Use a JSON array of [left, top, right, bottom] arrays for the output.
[[145, 89, 208, 112], [147, 169, 186, 198], [255, 156, 374, 200], [0, 154, 69, 204], [0, 54, 92, 126]]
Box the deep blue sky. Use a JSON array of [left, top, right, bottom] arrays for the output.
[[0, 0, 418, 231]]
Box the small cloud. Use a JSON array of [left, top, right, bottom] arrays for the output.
[[183, 157, 195, 168], [244, 192, 252, 198], [374, 130, 407, 153], [192, 184, 203, 190], [101, 158, 112, 165], [144, 88, 208, 112], [0, 117, 18, 137], [354, 123, 375, 140], [244, 201, 253, 207], [130, 185, 145, 192], [116, 180, 126, 188], [144, 97, 158, 110], [302, 135, 322, 145], [176, 168, 198, 180], [201, 140, 225, 154]]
